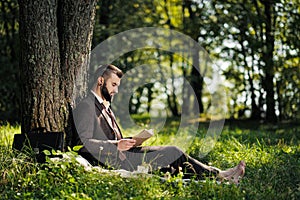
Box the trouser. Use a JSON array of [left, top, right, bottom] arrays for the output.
[[80, 145, 219, 179], [121, 146, 219, 179]]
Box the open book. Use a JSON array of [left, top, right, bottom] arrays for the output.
[[132, 129, 154, 146]]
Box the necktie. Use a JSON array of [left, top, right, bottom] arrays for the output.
[[101, 103, 122, 140], [100, 103, 126, 161]]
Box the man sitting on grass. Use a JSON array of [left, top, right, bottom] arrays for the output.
[[73, 64, 246, 184]]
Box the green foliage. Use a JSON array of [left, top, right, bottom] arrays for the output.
[[1, 0, 299, 124], [1, 122, 299, 199]]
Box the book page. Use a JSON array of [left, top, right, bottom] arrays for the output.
[[132, 129, 154, 146]]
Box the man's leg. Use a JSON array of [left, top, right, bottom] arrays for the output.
[[121, 145, 245, 183], [121, 145, 218, 178], [121, 146, 182, 172]]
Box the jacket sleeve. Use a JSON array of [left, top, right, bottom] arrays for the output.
[[73, 98, 118, 157]]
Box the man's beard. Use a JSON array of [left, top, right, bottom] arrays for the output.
[[101, 82, 112, 102]]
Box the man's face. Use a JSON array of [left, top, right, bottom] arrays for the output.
[[101, 73, 121, 102]]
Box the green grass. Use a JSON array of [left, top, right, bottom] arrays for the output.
[[0, 120, 299, 199]]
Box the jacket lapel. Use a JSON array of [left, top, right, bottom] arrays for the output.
[[94, 96, 122, 138]]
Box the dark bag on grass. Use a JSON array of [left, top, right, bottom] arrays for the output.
[[12, 128, 64, 163]]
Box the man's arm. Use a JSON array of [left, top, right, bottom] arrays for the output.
[[73, 99, 118, 156]]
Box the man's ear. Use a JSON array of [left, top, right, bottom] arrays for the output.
[[98, 77, 104, 86]]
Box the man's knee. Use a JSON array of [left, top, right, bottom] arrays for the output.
[[163, 146, 185, 158]]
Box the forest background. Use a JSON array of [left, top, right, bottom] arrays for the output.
[[1, 0, 299, 125]]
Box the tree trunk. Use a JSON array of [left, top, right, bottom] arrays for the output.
[[58, 0, 96, 108], [145, 83, 154, 113], [183, 0, 204, 114], [168, 54, 180, 117], [249, 50, 261, 120], [190, 54, 204, 114], [0, 0, 20, 123], [19, 0, 61, 133], [19, 0, 97, 138], [262, 0, 277, 123], [240, 39, 260, 120], [58, 0, 97, 148]]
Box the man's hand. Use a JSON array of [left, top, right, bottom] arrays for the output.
[[117, 139, 136, 151]]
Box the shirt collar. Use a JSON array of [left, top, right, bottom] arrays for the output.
[[91, 90, 110, 109]]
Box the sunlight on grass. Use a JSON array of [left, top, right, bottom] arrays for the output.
[[1, 122, 299, 199], [0, 123, 20, 146]]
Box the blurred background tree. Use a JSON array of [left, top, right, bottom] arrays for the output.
[[0, 0, 19, 123], [1, 0, 299, 125]]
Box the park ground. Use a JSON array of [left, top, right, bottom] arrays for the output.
[[0, 119, 299, 199]]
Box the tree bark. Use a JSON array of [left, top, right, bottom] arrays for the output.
[[19, 0, 61, 133], [58, 0, 96, 107], [19, 0, 97, 136]]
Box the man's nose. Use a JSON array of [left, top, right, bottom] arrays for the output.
[[114, 87, 118, 94]]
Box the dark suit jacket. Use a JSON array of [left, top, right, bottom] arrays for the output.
[[72, 93, 123, 166], [72, 93, 187, 172]]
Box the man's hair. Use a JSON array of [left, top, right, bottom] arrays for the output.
[[93, 64, 123, 83]]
